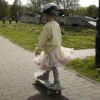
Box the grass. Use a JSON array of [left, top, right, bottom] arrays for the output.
[[0, 21, 43, 52], [0, 20, 95, 52], [0, 20, 99, 82], [66, 56, 100, 82], [61, 26, 95, 49]]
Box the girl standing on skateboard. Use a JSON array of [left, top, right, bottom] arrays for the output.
[[33, 3, 74, 87]]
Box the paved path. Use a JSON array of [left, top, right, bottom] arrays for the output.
[[73, 49, 95, 59], [0, 35, 100, 100]]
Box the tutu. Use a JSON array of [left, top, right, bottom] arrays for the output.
[[33, 46, 74, 71]]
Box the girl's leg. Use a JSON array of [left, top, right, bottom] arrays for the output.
[[52, 67, 60, 85], [44, 71, 51, 78]]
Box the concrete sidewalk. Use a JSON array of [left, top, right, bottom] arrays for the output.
[[73, 49, 95, 59], [0, 35, 100, 100]]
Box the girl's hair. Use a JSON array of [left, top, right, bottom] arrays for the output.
[[44, 14, 57, 21]]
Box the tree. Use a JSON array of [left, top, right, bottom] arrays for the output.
[[27, 0, 80, 14], [75, 7, 87, 16], [0, 0, 9, 19], [26, 0, 52, 14], [87, 5, 98, 17], [10, 0, 23, 20], [60, 0, 80, 10]]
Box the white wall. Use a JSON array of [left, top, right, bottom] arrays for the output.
[[20, 16, 96, 28]]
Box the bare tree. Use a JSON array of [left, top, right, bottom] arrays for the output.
[[60, 0, 80, 10], [26, 0, 80, 14], [27, 0, 61, 8], [13, 0, 22, 6]]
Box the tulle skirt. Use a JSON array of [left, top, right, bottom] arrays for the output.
[[33, 46, 74, 71]]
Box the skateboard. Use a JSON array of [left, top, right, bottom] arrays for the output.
[[34, 71, 65, 96]]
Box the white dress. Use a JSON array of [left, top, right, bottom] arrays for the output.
[[33, 46, 74, 71]]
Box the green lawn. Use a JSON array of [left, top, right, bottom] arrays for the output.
[[66, 56, 100, 82], [0, 20, 95, 51], [0, 21, 43, 52], [0, 20, 99, 82]]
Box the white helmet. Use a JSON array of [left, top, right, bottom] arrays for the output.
[[41, 3, 59, 16]]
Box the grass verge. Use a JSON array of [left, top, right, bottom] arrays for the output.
[[0, 20, 95, 51], [65, 56, 100, 82]]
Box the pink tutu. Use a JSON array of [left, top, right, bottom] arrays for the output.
[[33, 46, 74, 71]]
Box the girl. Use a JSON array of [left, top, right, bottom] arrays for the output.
[[33, 3, 74, 87]]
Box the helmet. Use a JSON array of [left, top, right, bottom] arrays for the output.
[[41, 3, 59, 16]]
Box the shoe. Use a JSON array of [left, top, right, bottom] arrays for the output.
[[37, 73, 49, 80]]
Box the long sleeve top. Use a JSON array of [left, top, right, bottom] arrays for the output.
[[36, 20, 62, 54]]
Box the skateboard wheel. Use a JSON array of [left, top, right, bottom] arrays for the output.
[[58, 90, 62, 95], [47, 90, 52, 96], [35, 80, 39, 85]]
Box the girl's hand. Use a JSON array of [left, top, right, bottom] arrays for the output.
[[35, 52, 40, 56]]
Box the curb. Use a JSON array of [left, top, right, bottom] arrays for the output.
[[64, 67, 100, 85]]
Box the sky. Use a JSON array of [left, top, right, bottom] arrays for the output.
[[79, 0, 99, 7], [5, 0, 99, 7]]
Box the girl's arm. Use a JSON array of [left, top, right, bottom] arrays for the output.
[[36, 25, 49, 54]]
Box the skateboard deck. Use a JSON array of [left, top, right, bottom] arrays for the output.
[[34, 71, 65, 95]]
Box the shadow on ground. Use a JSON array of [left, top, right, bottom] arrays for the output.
[[26, 83, 70, 100]]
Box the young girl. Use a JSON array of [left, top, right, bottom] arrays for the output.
[[33, 3, 74, 87]]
